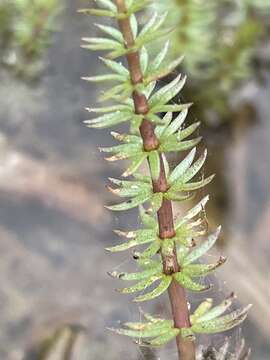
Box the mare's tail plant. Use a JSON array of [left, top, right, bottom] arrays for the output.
[[79, 1, 251, 358]]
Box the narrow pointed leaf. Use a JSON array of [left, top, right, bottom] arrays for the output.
[[119, 275, 162, 294], [109, 263, 162, 281], [178, 122, 200, 141], [82, 74, 125, 82], [192, 306, 252, 334], [183, 227, 221, 265], [123, 154, 147, 177], [84, 111, 133, 128], [146, 329, 180, 346], [191, 299, 213, 324], [149, 151, 160, 180], [139, 206, 157, 229], [175, 196, 209, 229], [160, 137, 201, 152], [146, 56, 184, 83], [162, 108, 189, 137], [106, 192, 152, 211], [150, 41, 169, 70], [169, 148, 197, 184], [97, 0, 117, 11], [183, 257, 226, 277], [196, 295, 235, 323], [176, 174, 215, 192], [100, 57, 129, 76], [134, 241, 161, 260], [78, 8, 116, 17], [150, 192, 163, 211], [95, 24, 123, 42], [174, 272, 210, 292], [106, 229, 156, 252], [134, 276, 172, 302], [180, 149, 208, 183]]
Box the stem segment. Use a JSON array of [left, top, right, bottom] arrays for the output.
[[115, 1, 195, 359]]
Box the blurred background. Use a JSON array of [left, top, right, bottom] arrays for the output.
[[0, 0, 269, 358]]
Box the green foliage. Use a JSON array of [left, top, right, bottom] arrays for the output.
[[81, 0, 250, 351], [152, 0, 270, 122], [0, 0, 61, 78]]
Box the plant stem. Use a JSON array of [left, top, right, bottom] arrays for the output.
[[115, 1, 196, 359]]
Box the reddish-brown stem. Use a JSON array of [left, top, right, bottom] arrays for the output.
[[115, 1, 195, 359]]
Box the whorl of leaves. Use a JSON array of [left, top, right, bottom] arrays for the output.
[[80, 0, 250, 349]]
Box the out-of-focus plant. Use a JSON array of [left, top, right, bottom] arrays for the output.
[[152, 0, 270, 124], [79, 1, 251, 359], [23, 325, 89, 360], [0, 0, 61, 78]]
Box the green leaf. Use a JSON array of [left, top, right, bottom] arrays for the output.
[[175, 174, 215, 192], [150, 192, 163, 211], [100, 143, 142, 161], [106, 229, 156, 252], [150, 40, 170, 70], [162, 108, 189, 138], [81, 74, 125, 82], [134, 241, 161, 260], [106, 192, 152, 211], [149, 75, 186, 109], [191, 299, 213, 324], [145, 56, 184, 83], [123, 154, 148, 177], [162, 154, 170, 178], [175, 195, 209, 229], [169, 148, 196, 184], [119, 275, 162, 294], [87, 104, 130, 113], [149, 151, 161, 180], [183, 227, 221, 265], [146, 329, 180, 346], [81, 37, 123, 51], [84, 110, 133, 128], [139, 12, 159, 38], [180, 149, 208, 183], [192, 305, 252, 334], [139, 206, 157, 229], [165, 191, 194, 202], [100, 57, 129, 76], [196, 295, 235, 323], [134, 275, 172, 302], [140, 46, 149, 74], [124, 318, 173, 330], [96, 0, 117, 12], [161, 238, 175, 257], [177, 246, 190, 263], [155, 112, 173, 138], [178, 122, 200, 141], [128, 0, 152, 15], [160, 136, 201, 153], [78, 8, 116, 17], [109, 263, 162, 281], [130, 14, 138, 38], [183, 257, 226, 277], [174, 272, 210, 292], [153, 103, 191, 114], [95, 23, 123, 42], [111, 131, 141, 143], [109, 325, 169, 339]]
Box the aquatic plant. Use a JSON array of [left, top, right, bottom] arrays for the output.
[[152, 0, 270, 122], [79, 0, 251, 358], [0, 0, 61, 78]]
